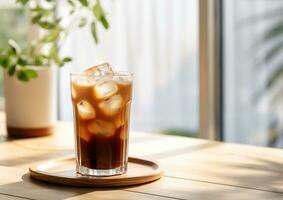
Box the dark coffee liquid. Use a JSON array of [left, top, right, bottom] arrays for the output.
[[78, 126, 128, 169], [72, 78, 132, 170]]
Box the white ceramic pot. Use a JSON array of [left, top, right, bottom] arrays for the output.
[[4, 66, 57, 137]]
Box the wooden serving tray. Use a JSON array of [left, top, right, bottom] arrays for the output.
[[29, 157, 163, 187]]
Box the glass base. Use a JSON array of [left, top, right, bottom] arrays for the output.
[[77, 165, 127, 177]]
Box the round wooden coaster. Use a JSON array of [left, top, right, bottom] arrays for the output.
[[29, 157, 163, 187]]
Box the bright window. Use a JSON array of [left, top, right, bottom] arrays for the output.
[[58, 0, 199, 137], [223, 0, 283, 147]]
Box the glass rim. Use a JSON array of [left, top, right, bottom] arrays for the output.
[[70, 71, 133, 77]]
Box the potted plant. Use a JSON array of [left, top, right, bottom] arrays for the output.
[[0, 0, 109, 137]]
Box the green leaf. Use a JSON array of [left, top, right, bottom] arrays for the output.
[[71, 8, 78, 15], [67, 0, 76, 7], [57, 58, 64, 67], [41, 28, 61, 43], [68, 0, 76, 14], [93, 1, 104, 20], [100, 15, 109, 29], [78, 17, 87, 27], [92, 0, 109, 29], [24, 69, 38, 78], [63, 57, 72, 62], [1, 59, 8, 68], [37, 21, 57, 30], [49, 45, 58, 58], [91, 21, 98, 43], [31, 14, 43, 23], [17, 70, 29, 82], [78, 0, 88, 6], [69, 9, 75, 15], [0, 51, 9, 68], [18, 57, 28, 66], [31, 6, 52, 17], [16, 68, 38, 82], [16, 0, 29, 5], [8, 65, 16, 76], [8, 39, 21, 54], [51, 51, 64, 67], [34, 55, 48, 66], [6, 55, 18, 68]]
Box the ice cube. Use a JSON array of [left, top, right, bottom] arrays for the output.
[[94, 81, 118, 100], [87, 120, 115, 138], [114, 113, 125, 128], [114, 103, 130, 128], [114, 76, 132, 85], [119, 124, 128, 140], [79, 124, 91, 142], [84, 63, 113, 76], [73, 76, 96, 87], [99, 94, 123, 116], [77, 100, 96, 120], [72, 77, 97, 101]]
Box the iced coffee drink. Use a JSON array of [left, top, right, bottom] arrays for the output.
[[70, 63, 133, 176]]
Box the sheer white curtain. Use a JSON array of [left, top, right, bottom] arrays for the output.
[[59, 0, 199, 133]]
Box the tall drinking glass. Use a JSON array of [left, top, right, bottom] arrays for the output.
[[70, 72, 133, 176]]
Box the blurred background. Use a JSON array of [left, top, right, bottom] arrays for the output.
[[1, 0, 283, 148]]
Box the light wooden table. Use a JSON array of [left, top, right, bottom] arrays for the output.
[[0, 114, 283, 200]]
